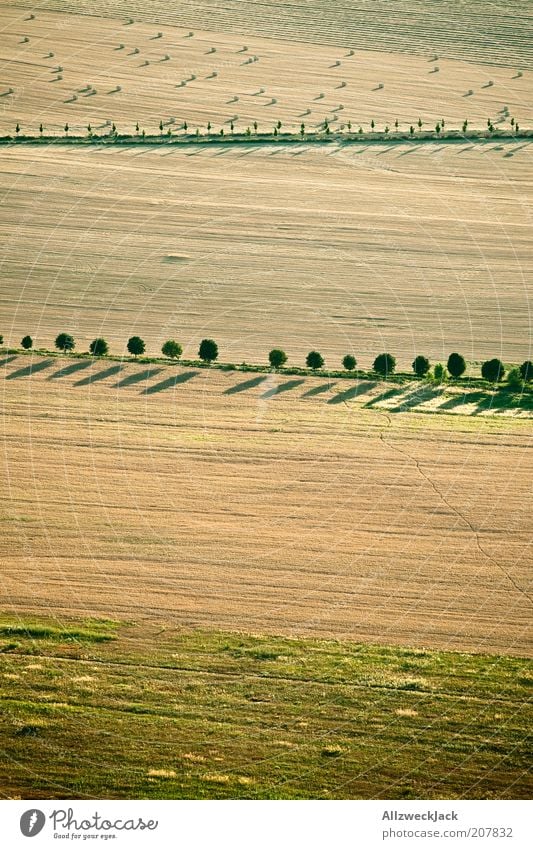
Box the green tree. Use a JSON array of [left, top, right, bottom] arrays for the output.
[[373, 353, 396, 376], [127, 336, 146, 357], [55, 332, 75, 352], [15, 123, 20, 135], [161, 340, 183, 359], [417, 117, 422, 129], [481, 358, 505, 382], [269, 348, 287, 369], [506, 367, 523, 391], [462, 119, 468, 133], [412, 355, 430, 377], [199, 338, 218, 362], [0, 334, 3, 345], [342, 354, 357, 371], [21, 335, 33, 350], [519, 360, 532, 382], [433, 363, 447, 383], [306, 350, 324, 370], [447, 352, 466, 378], [89, 338, 108, 356]]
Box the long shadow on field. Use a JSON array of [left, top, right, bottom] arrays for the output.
[[48, 360, 93, 379], [0, 355, 18, 368], [6, 359, 54, 379], [142, 370, 198, 394], [364, 387, 402, 407], [437, 393, 476, 412], [261, 379, 305, 399], [302, 382, 336, 397], [225, 375, 268, 395], [389, 385, 442, 412], [328, 381, 377, 404], [114, 368, 163, 388], [75, 365, 124, 386]]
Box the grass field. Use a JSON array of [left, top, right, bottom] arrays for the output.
[[1, 141, 531, 368], [0, 614, 531, 799], [1, 8, 531, 136], [1, 355, 531, 657]]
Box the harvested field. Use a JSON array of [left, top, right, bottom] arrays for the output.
[[0, 8, 531, 135], [1, 142, 531, 368], [1, 355, 531, 657], [6, 1, 533, 69]]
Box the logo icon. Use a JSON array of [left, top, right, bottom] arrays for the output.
[[20, 809, 46, 837]]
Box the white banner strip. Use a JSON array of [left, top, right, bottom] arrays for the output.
[[1, 799, 531, 848]]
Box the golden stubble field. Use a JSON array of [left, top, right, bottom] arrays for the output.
[[0, 141, 531, 367], [6, 0, 533, 68], [1, 354, 531, 656], [0, 7, 531, 135]]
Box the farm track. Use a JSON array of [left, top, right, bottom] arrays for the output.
[[1, 357, 531, 657]]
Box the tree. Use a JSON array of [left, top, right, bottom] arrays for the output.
[[269, 348, 287, 369], [89, 338, 108, 356], [507, 367, 523, 391], [21, 335, 33, 350], [373, 352, 396, 376], [447, 352, 466, 379], [159, 120, 164, 134], [412, 355, 430, 377], [162, 340, 183, 359], [306, 350, 324, 370], [199, 338, 218, 362], [519, 360, 532, 382], [342, 354, 357, 371], [127, 336, 145, 357], [64, 123, 69, 135], [55, 332, 75, 352], [370, 119, 375, 130], [433, 363, 447, 383], [481, 358, 505, 382], [39, 123, 43, 135], [15, 123, 20, 135], [417, 117, 423, 129], [0, 334, 3, 345]]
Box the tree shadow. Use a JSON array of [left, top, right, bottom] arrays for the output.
[[437, 392, 480, 411], [48, 360, 93, 379], [74, 365, 124, 386], [302, 382, 335, 398], [142, 370, 198, 394], [0, 355, 18, 368], [114, 368, 163, 388], [389, 385, 442, 412], [328, 381, 377, 404], [6, 359, 54, 379], [261, 379, 306, 399], [364, 387, 401, 407], [224, 375, 268, 395]]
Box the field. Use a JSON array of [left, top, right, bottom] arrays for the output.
[[1, 141, 532, 368], [1, 7, 531, 136], [0, 1, 532, 803], [0, 615, 531, 800], [7, 1, 533, 68], [1, 355, 531, 656]]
